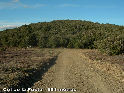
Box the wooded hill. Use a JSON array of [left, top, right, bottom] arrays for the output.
[[0, 20, 124, 55]]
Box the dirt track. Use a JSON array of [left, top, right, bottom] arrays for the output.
[[31, 49, 124, 93]]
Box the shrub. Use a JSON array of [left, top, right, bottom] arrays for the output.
[[94, 35, 124, 55], [0, 47, 7, 51]]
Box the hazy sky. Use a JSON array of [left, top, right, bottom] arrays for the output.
[[0, 0, 124, 29]]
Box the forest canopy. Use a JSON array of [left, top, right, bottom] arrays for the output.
[[0, 20, 124, 55]]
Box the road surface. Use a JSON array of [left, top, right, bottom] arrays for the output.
[[30, 49, 124, 93]]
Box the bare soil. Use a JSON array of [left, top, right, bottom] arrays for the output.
[[31, 49, 124, 93]]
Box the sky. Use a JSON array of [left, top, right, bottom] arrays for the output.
[[0, 0, 124, 30]]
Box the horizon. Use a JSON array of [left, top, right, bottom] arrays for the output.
[[0, 0, 124, 31], [0, 19, 123, 31]]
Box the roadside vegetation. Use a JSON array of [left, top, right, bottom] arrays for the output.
[[82, 49, 124, 70], [0, 48, 60, 92]]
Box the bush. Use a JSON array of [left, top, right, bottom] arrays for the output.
[[0, 47, 7, 51], [94, 35, 124, 55]]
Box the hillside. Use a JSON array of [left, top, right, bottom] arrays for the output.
[[0, 20, 124, 55]]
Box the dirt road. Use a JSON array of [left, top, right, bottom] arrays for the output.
[[31, 49, 124, 93]]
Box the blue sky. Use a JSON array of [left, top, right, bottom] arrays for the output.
[[0, 0, 124, 30]]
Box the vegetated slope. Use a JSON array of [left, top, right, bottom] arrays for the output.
[[31, 49, 124, 93], [0, 20, 124, 55]]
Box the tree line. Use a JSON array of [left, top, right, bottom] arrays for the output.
[[0, 20, 124, 55]]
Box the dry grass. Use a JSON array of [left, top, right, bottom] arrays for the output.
[[82, 49, 124, 69], [81, 49, 124, 82], [0, 48, 60, 92]]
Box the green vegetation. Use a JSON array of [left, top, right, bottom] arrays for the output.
[[0, 47, 7, 51], [0, 20, 124, 55]]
